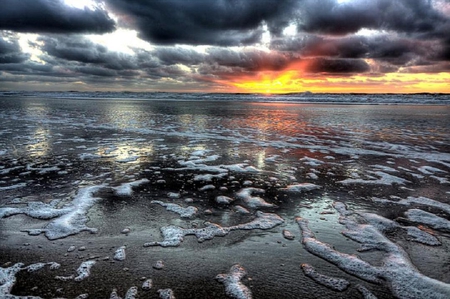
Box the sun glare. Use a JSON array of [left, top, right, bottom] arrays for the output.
[[63, 0, 97, 10], [87, 29, 153, 55]]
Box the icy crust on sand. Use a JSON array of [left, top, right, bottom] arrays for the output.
[[113, 179, 149, 196], [297, 203, 450, 299], [1, 262, 60, 298], [338, 171, 410, 186], [23, 185, 105, 240], [405, 209, 450, 233], [145, 211, 284, 247], [280, 183, 321, 193], [151, 200, 198, 218], [216, 264, 252, 299], [301, 263, 350, 291], [235, 188, 275, 209]]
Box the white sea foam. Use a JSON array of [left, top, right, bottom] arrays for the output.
[[151, 200, 198, 218], [0, 263, 25, 297], [301, 263, 350, 291], [216, 264, 252, 299], [24, 185, 105, 240], [199, 184, 216, 191], [124, 286, 138, 299], [280, 183, 321, 193], [117, 156, 139, 163], [0, 200, 71, 219], [74, 261, 96, 282], [113, 179, 149, 196], [146, 211, 283, 247], [142, 279, 153, 290], [297, 202, 450, 298], [0, 183, 27, 191], [215, 196, 235, 205], [158, 288, 175, 299], [114, 246, 126, 261], [235, 188, 275, 209], [360, 212, 440, 246], [405, 209, 450, 233], [417, 166, 447, 175], [1, 262, 59, 298], [282, 229, 295, 240], [339, 171, 410, 185], [194, 173, 227, 182], [356, 284, 378, 299], [373, 196, 450, 215]]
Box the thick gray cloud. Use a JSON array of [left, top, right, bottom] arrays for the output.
[[1, 0, 450, 91], [39, 36, 138, 70], [272, 33, 436, 66], [0, 0, 115, 34], [304, 58, 370, 74], [105, 0, 296, 46], [297, 0, 449, 36], [0, 36, 30, 63]]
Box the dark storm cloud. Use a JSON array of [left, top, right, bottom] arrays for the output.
[[206, 48, 292, 71], [0, 0, 115, 34], [272, 34, 435, 66], [304, 58, 370, 73], [105, 0, 296, 46], [39, 36, 138, 70], [0, 36, 30, 63], [297, 0, 449, 36]]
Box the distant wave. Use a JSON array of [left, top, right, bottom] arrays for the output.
[[0, 91, 449, 105]]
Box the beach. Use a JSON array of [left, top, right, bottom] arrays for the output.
[[1, 95, 449, 298]]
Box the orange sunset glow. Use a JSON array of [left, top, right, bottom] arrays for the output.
[[223, 60, 450, 94]]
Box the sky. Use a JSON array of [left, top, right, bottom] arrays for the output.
[[0, 0, 450, 93]]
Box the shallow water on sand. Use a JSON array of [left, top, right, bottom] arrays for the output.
[[0, 97, 449, 298]]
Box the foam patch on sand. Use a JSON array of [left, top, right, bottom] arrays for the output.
[[110, 286, 138, 299], [356, 285, 378, 299], [55, 260, 96, 282], [301, 263, 350, 291], [0, 200, 71, 219], [145, 211, 284, 247], [297, 203, 450, 298], [339, 171, 410, 186], [23, 185, 105, 240], [235, 188, 275, 209], [360, 212, 441, 246], [0, 263, 25, 297], [1, 262, 60, 298], [114, 246, 126, 261], [215, 196, 235, 205], [280, 183, 321, 193], [405, 209, 450, 233], [113, 179, 149, 196], [0, 183, 27, 191], [158, 288, 175, 299], [373, 196, 450, 215], [151, 201, 198, 218], [216, 264, 252, 299]]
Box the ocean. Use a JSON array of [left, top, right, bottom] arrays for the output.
[[0, 93, 449, 298]]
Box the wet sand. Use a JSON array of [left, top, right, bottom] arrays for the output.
[[1, 97, 449, 298]]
